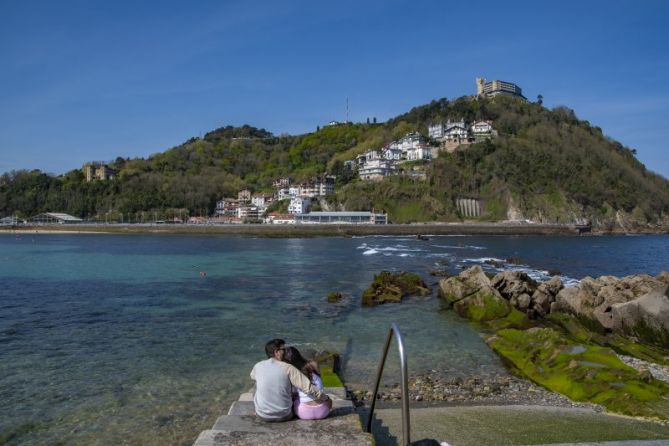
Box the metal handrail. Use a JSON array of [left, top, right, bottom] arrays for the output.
[[366, 322, 410, 445]]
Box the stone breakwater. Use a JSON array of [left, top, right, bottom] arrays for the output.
[[2, 222, 588, 237]]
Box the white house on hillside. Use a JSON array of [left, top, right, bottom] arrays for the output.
[[383, 146, 403, 161], [406, 145, 432, 161], [429, 123, 445, 139], [277, 188, 291, 201], [394, 132, 425, 151], [251, 193, 273, 208], [288, 196, 311, 214], [440, 120, 467, 144], [358, 159, 395, 180], [471, 120, 496, 141]]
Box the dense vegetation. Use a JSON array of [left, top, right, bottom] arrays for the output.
[[2, 95, 668, 227]]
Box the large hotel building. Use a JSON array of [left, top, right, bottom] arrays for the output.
[[476, 77, 526, 100]]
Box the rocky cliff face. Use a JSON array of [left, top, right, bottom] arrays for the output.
[[505, 196, 669, 232]]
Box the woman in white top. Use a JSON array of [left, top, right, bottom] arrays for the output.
[[282, 346, 333, 420]]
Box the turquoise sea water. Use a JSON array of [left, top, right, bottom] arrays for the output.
[[1, 234, 668, 445]]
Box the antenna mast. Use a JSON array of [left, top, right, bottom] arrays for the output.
[[346, 97, 349, 123]]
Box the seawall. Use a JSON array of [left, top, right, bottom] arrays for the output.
[[0, 222, 590, 237]]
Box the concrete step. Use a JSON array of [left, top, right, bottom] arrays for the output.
[[193, 387, 372, 446], [195, 425, 372, 446], [227, 401, 254, 416], [195, 412, 372, 446], [228, 394, 352, 415]]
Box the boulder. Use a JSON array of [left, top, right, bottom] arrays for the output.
[[510, 293, 531, 310], [491, 270, 537, 301], [611, 285, 669, 347], [537, 276, 563, 298], [553, 278, 604, 316], [551, 273, 669, 346], [460, 265, 492, 289], [532, 291, 551, 316], [657, 271, 669, 285], [439, 266, 521, 324], [439, 265, 489, 303], [453, 288, 513, 322]]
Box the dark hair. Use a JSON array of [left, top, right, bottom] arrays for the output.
[[282, 346, 319, 381], [265, 339, 285, 358]]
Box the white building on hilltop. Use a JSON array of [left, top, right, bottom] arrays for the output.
[[476, 77, 526, 100]]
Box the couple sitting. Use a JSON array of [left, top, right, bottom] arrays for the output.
[[250, 338, 332, 421]]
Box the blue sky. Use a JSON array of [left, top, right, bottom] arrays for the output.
[[1, 0, 668, 178]]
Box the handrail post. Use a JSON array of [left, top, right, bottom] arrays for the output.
[[366, 322, 410, 446]]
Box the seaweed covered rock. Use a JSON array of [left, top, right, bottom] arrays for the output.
[[300, 349, 343, 387], [439, 266, 530, 327], [487, 327, 669, 420], [547, 312, 669, 366], [326, 292, 343, 303], [362, 271, 431, 306]]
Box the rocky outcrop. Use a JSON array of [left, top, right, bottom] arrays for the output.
[[552, 273, 669, 347], [440, 266, 669, 420], [444, 266, 669, 346], [362, 271, 431, 306], [439, 266, 529, 327], [441, 267, 563, 321]]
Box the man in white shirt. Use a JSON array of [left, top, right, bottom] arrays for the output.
[[250, 338, 330, 421]]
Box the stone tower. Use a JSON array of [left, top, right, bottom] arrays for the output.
[[476, 77, 486, 96]]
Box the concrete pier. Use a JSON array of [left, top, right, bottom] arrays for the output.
[[193, 387, 373, 446]]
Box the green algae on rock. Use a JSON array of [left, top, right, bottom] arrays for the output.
[[439, 266, 531, 329], [487, 327, 669, 420], [326, 292, 343, 303], [301, 350, 344, 388], [362, 271, 431, 306], [547, 313, 669, 366]]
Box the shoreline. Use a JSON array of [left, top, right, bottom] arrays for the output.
[[1, 222, 657, 237]]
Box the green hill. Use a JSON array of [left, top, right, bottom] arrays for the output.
[[1, 95, 668, 229]]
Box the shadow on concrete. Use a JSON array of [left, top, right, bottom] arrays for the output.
[[357, 407, 399, 446]]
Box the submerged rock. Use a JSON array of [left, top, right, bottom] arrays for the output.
[[326, 292, 343, 303], [361, 271, 431, 306]]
